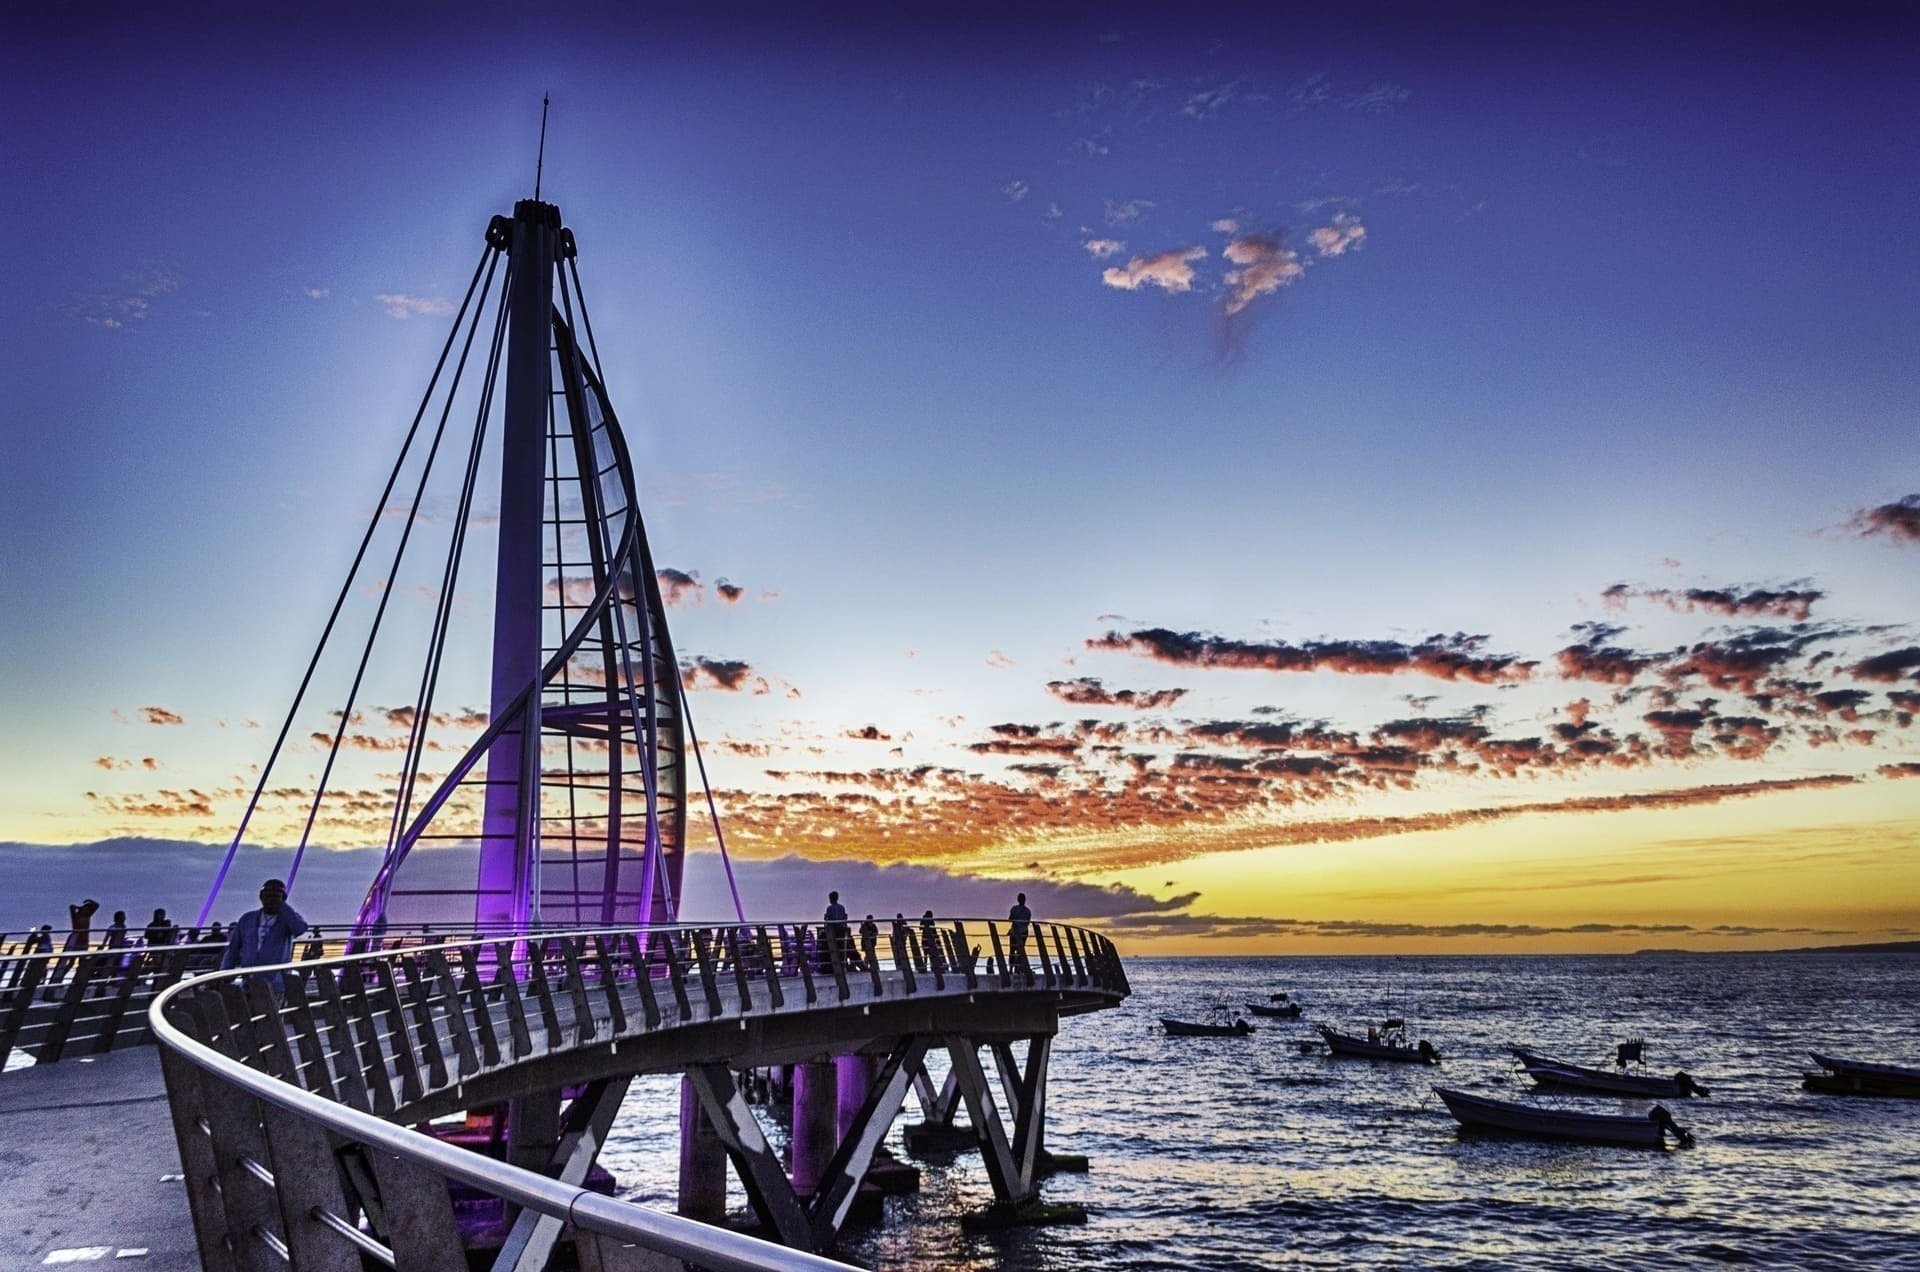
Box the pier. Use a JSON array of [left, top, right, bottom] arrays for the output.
[[3, 186, 1132, 1269]]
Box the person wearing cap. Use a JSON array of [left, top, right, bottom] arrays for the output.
[[220, 878, 309, 996]]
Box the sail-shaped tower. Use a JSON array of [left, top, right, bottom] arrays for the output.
[[201, 196, 708, 936]]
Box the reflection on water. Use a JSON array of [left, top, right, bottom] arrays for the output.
[[599, 954, 1920, 1269]]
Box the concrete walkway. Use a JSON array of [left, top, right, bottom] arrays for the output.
[[0, 1049, 198, 1269]]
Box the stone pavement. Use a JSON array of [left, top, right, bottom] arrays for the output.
[[0, 1049, 198, 1269]]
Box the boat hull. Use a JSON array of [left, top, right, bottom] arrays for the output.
[[1162, 1017, 1252, 1038], [1435, 1087, 1675, 1148], [1319, 1025, 1438, 1063], [1806, 1052, 1920, 1099], [1244, 1002, 1302, 1018], [1511, 1047, 1704, 1098]]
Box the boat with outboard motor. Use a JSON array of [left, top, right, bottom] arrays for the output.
[[1244, 993, 1303, 1019], [1162, 1005, 1254, 1037], [1803, 1052, 1920, 1099], [1435, 1086, 1692, 1147], [1511, 1045, 1709, 1098], [1318, 1019, 1440, 1063]]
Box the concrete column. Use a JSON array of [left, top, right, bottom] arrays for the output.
[[789, 1059, 838, 1198], [678, 1074, 728, 1221], [836, 1052, 879, 1141]]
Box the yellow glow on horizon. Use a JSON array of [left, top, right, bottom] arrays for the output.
[[1094, 781, 1920, 955]]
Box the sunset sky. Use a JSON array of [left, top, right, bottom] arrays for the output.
[[3, 3, 1916, 951]]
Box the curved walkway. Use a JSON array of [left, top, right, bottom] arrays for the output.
[[154, 917, 1129, 1270]]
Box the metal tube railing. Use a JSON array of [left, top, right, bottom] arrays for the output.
[[146, 916, 1126, 1270]]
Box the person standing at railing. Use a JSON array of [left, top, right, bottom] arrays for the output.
[[859, 915, 879, 972], [53, 897, 100, 981], [219, 878, 309, 1000], [919, 910, 941, 975], [823, 891, 851, 972], [104, 911, 129, 949], [1008, 892, 1033, 983]]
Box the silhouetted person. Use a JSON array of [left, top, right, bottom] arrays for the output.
[[1008, 891, 1032, 981], [32, 924, 54, 954], [891, 913, 912, 972], [920, 910, 942, 974], [859, 915, 880, 971], [823, 891, 850, 971], [221, 878, 308, 999], [67, 898, 99, 950], [104, 911, 129, 948], [143, 909, 175, 947]]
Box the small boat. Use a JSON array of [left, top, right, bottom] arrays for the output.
[[1162, 1005, 1254, 1037], [1435, 1087, 1693, 1148], [1803, 1052, 1920, 1099], [1244, 993, 1303, 1019], [1318, 1020, 1440, 1064], [1511, 1046, 1709, 1098]]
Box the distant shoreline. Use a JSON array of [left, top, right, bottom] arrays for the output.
[[1634, 939, 1920, 956]]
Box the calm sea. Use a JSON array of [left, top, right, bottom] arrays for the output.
[[597, 954, 1920, 1270]]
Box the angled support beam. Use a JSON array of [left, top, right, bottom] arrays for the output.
[[494, 1076, 634, 1272], [684, 1062, 814, 1250], [945, 1034, 1051, 1205], [809, 1037, 927, 1248], [910, 1056, 962, 1125]]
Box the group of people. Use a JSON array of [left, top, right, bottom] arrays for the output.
[[18, 880, 310, 995], [817, 889, 1036, 981]]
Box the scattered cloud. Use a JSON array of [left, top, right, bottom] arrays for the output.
[[716, 579, 745, 604], [986, 650, 1016, 669], [1183, 81, 1240, 120], [304, 287, 331, 300], [374, 293, 455, 320], [1083, 238, 1125, 259], [1307, 212, 1367, 258], [68, 265, 182, 329], [656, 567, 703, 607], [1089, 627, 1536, 685], [1046, 677, 1188, 710], [1104, 198, 1154, 228], [1222, 234, 1305, 315], [1849, 494, 1920, 545], [1603, 582, 1824, 621], [1102, 245, 1206, 294], [1850, 646, 1920, 683], [1001, 179, 1031, 203], [140, 706, 186, 726]]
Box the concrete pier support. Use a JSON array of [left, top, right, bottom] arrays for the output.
[[678, 1074, 729, 1221], [835, 1052, 879, 1142], [790, 1059, 838, 1198]]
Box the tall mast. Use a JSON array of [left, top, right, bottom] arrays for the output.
[[477, 199, 560, 930]]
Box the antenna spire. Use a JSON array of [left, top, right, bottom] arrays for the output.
[[534, 93, 550, 200]]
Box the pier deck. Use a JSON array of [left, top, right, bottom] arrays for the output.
[[0, 1050, 196, 1269]]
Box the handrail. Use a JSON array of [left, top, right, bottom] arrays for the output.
[[150, 972, 847, 1271], [145, 916, 1128, 1269]]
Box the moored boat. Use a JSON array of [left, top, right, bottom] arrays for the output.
[[1318, 1020, 1440, 1064], [1244, 993, 1303, 1019], [1435, 1087, 1693, 1148], [1511, 1046, 1709, 1098], [1804, 1052, 1920, 1099], [1163, 1005, 1254, 1037]]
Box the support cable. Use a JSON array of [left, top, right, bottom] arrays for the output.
[[374, 258, 513, 915], [570, 256, 735, 922], [288, 249, 504, 887], [196, 244, 495, 926]]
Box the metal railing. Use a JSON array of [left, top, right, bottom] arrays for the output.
[[151, 917, 1128, 1269], [0, 922, 554, 1069]]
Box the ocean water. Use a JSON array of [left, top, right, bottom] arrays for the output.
[[596, 954, 1920, 1270]]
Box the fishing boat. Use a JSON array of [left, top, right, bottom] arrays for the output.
[[1243, 993, 1303, 1019], [1803, 1052, 1920, 1099], [1162, 1005, 1254, 1037], [1511, 1045, 1709, 1098], [1435, 1087, 1693, 1148], [1318, 1020, 1440, 1064]]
